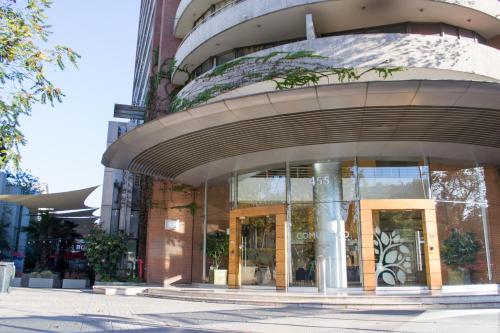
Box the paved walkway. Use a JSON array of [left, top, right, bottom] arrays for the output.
[[1, 288, 499, 332]]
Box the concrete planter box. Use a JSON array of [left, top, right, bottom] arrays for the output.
[[28, 278, 55, 288], [62, 279, 88, 289], [11, 277, 22, 287], [209, 269, 227, 285]]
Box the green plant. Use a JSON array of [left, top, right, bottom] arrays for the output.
[[23, 212, 80, 270], [0, 0, 80, 168], [206, 231, 229, 269], [31, 270, 54, 278], [0, 208, 11, 251], [441, 229, 481, 267], [172, 202, 199, 217], [84, 226, 128, 281]]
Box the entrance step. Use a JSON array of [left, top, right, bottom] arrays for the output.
[[139, 287, 500, 309]]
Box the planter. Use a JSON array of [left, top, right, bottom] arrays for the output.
[[62, 279, 88, 289], [11, 277, 22, 287], [447, 267, 472, 285], [28, 278, 56, 288], [209, 269, 227, 285]]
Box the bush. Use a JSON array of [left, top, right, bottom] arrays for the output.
[[31, 270, 54, 278], [84, 226, 128, 281], [206, 231, 229, 269]]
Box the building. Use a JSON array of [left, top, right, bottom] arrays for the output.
[[99, 0, 156, 261], [0, 171, 30, 258], [103, 0, 500, 291]]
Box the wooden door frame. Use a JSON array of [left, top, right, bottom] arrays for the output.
[[360, 199, 442, 291], [228, 205, 288, 290]]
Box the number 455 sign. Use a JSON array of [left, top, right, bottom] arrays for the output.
[[310, 176, 330, 186]]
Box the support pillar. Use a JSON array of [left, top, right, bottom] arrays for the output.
[[313, 162, 347, 288]]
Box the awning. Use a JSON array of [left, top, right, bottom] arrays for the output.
[[0, 186, 99, 213]]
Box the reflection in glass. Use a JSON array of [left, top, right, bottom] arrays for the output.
[[431, 163, 486, 203], [240, 216, 276, 286], [436, 202, 489, 285], [373, 210, 427, 287], [359, 160, 429, 199], [238, 168, 286, 207], [290, 202, 360, 288]]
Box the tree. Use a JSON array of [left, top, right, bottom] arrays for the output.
[[23, 212, 80, 270], [206, 231, 229, 269], [0, 0, 80, 169], [0, 219, 10, 252], [5, 168, 43, 194], [84, 226, 128, 281]]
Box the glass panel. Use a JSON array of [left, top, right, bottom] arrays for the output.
[[240, 216, 276, 286], [410, 23, 442, 35], [290, 161, 356, 203], [436, 202, 490, 285], [290, 204, 316, 286], [373, 210, 427, 287], [430, 162, 486, 203], [359, 160, 428, 199], [238, 167, 286, 207], [290, 201, 360, 288], [206, 180, 231, 279]]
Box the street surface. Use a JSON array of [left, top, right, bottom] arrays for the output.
[[1, 288, 499, 332]]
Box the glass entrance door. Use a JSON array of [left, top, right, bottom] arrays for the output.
[[373, 210, 427, 287], [240, 216, 276, 286]]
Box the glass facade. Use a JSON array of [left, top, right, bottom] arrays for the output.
[[201, 158, 495, 288]]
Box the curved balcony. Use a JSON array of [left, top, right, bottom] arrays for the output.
[[175, 33, 500, 104], [102, 80, 500, 185], [173, 0, 500, 83]]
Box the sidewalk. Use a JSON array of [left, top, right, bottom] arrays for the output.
[[1, 288, 500, 332]]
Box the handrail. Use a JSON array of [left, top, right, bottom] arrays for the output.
[[178, 0, 247, 49]]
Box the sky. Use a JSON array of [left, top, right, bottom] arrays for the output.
[[18, 1, 141, 210]]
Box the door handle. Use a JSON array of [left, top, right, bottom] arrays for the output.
[[415, 231, 423, 271]]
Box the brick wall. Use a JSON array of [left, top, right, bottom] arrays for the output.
[[145, 179, 204, 285], [485, 166, 500, 283]]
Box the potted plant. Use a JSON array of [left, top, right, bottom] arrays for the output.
[[441, 229, 480, 285], [28, 270, 59, 288], [206, 231, 229, 285]]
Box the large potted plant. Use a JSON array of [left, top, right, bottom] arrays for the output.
[[206, 231, 229, 285], [84, 226, 128, 282], [441, 229, 480, 285]]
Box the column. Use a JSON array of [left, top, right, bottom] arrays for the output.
[[423, 208, 442, 290], [313, 162, 347, 288]]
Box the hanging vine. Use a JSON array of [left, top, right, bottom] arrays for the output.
[[167, 50, 403, 114]]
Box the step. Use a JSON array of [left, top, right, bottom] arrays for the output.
[[139, 287, 500, 309]]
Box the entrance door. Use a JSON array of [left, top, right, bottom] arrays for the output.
[[373, 210, 427, 287], [240, 216, 276, 286]]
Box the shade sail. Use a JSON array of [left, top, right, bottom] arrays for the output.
[[51, 208, 98, 218], [0, 186, 99, 213]]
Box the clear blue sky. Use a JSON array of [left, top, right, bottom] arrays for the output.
[[18, 1, 141, 209]]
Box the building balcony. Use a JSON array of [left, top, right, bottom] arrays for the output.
[[172, 0, 500, 84], [175, 33, 500, 104]]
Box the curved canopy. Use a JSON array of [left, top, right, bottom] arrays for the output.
[[102, 80, 500, 185], [0, 186, 99, 213]]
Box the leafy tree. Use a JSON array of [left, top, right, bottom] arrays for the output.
[[0, 220, 10, 252], [23, 212, 79, 269], [84, 226, 128, 281], [206, 231, 229, 269], [5, 168, 43, 194], [0, 0, 80, 169]]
